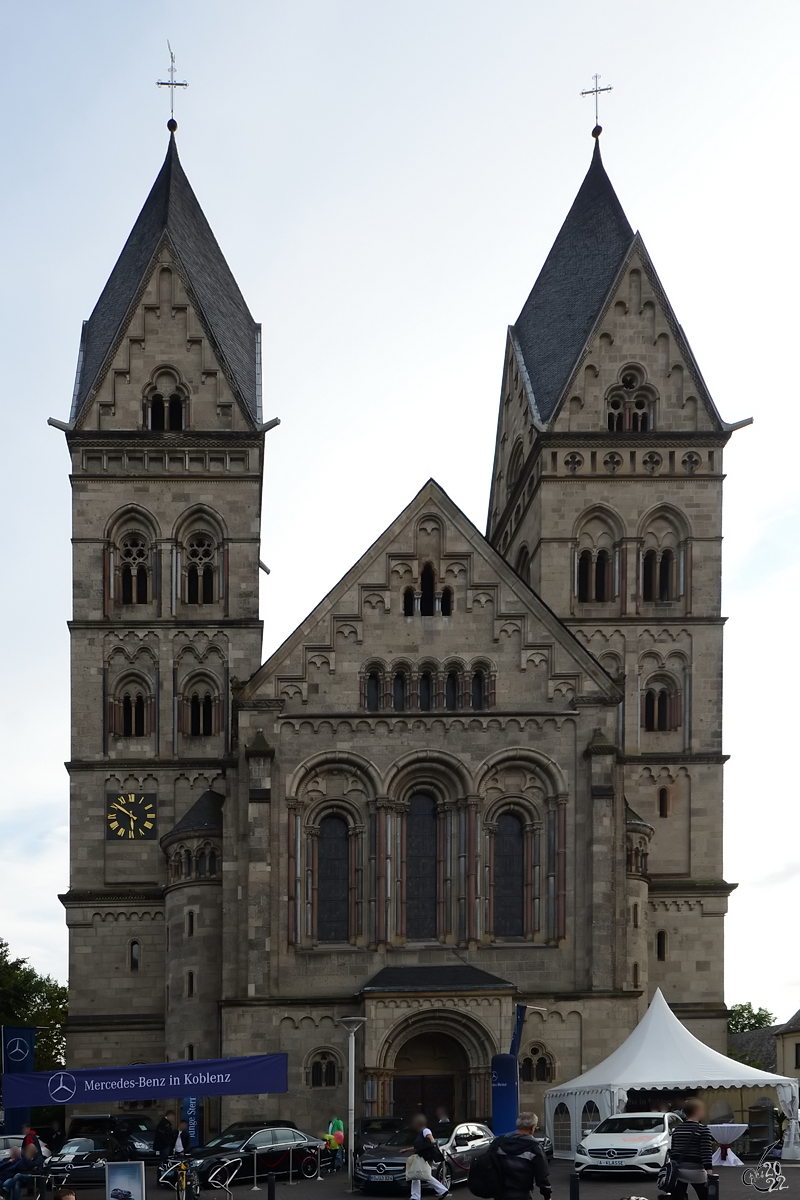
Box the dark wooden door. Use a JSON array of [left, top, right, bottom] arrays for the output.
[[392, 1075, 455, 1123]]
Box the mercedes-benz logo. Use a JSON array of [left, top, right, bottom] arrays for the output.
[[606, 1149, 617, 1158], [48, 1072, 77, 1103], [5, 1038, 29, 1062], [376, 1164, 386, 1174]]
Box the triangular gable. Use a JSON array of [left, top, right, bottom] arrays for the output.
[[546, 231, 728, 433], [71, 134, 260, 425], [240, 479, 622, 704]]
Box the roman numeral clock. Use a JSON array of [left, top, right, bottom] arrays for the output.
[[105, 793, 157, 840]]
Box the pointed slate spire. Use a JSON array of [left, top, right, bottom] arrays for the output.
[[512, 139, 634, 422], [71, 133, 260, 423]]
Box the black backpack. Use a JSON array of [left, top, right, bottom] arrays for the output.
[[468, 1147, 502, 1199]]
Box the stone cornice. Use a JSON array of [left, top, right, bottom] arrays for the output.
[[66, 1013, 164, 1031], [68, 619, 262, 630], [648, 878, 737, 896], [618, 753, 729, 765], [59, 889, 164, 906], [67, 431, 263, 448], [66, 758, 232, 771], [536, 431, 731, 449]]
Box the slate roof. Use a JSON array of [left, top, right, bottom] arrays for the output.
[[359, 966, 515, 994], [71, 134, 259, 423], [512, 138, 634, 423], [780, 1008, 800, 1034], [160, 789, 224, 848], [728, 1026, 783, 1072]]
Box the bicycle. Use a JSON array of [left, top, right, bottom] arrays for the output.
[[159, 1157, 202, 1200]]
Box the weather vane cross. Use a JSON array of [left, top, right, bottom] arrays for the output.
[[581, 73, 613, 136], [156, 42, 188, 125]]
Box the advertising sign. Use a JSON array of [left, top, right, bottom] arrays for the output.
[[106, 1159, 146, 1200], [3, 1052, 287, 1108], [182, 1096, 200, 1147], [491, 1053, 519, 1137], [2, 1026, 36, 1134]]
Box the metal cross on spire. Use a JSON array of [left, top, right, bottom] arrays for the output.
[[581, 73, 613, 137], [156, 42, 188, 127]]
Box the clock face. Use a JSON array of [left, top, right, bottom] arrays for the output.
[[106, 793, 157, 840]]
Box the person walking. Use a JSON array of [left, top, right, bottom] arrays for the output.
[[666, 1098, 715, 1200], [406, 1115, 451, 1200], [327, 1116, 344, 1171], [490, 1112, 551, 1200], [154, 1110, 177, 1161]]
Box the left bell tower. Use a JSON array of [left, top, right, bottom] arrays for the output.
[[55, 128, 270, 1077]]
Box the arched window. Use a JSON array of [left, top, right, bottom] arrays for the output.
[[122, 694, 132, 737], [121, 564, 133, 605], [633, 903, 640, 928], [658, 787, 670, 817], [419, 672, 432, 712], [471, 670, 486, 710], [657, 689, 669, 730], [187, 971, 195, 997], [168, 394, 183, 431], [445, 671, 459, 712], [581, 1101, 600, 1132], [121, 691, 146, 738], [595, 550, 610, 602], [494, 813, 524, 937], [189, 691, 214, 736], [441, 587, 453, 617], [190, 694, 201, 736], [203, 694, 213, 735], [120, 535, 148, 605], [507, 441, 524, 498], [392, 672, 406, 712], [643, 549, 656, 601], [134, 694, 145, 737], [656, 930, 667, 961], [366, 671, 381, 712], [186, 1044, 195, 1061], [633, 962, 640, 988], [129, 941, 140, 971], [184, 850, 192, 877], [420, 564, 435, 616], [659, 549, 674, 600], [403, 587, 415, 617], [553, 1103, 571, 1154], [521, 1046, 553, 1082], [198, 851, 207, 878], [150, 394, 165, 431], [209, 850, 217, 876], [406, 794, 437, 940], [318, 816, 349, 942], [643, 685, 678, 732], [515, 547, 530, 580], [577, 550, 591, 602], [187, 911, 195, 937], [310, 1053, 338, 1088], [186, 534, 215, 604]]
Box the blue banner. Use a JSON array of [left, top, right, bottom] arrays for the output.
[[509, 1004, 527, 1058], [182, 1097, 200, 1146], [491, 1053, 519, 1137], [3, 1053, 287, 1108], [2, 1026, 36, 1134]]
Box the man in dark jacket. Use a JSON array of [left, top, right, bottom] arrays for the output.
[[1, 1143, 44, 1200], [491, 1113, 551, 1200], [154, 1111, 177, 1160]]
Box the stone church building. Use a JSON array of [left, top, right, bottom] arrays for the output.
[[57, 126, 744, 1142]]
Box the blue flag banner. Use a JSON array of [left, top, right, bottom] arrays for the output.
[[2, 1026, 36, 1134], [491, 1053, 520, 1137], [509, 1004, 527, 1058], [3, 1052, 287, 1108]]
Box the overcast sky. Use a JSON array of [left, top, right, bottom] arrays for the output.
[[1, 0, 798, 1022]]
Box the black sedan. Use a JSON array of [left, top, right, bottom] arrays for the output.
[[46, 1136, 127, 1188], [356, 1122, 494, 1192], [186, 1124, 331, 1185]]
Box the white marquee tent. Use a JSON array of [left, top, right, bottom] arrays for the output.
[[544, 989, 799, 1159]]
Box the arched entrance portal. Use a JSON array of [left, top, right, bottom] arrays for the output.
[[392, 1032, 468, 1123]]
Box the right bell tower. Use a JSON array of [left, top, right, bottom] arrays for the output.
[[486, 132, 748, 1049]]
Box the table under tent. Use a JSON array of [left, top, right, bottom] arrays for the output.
[[544, 989, 799, 1160]]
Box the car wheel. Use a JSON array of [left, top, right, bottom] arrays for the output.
[[438, 1165, 452, 1191], [300, 1154, 319, 1180]]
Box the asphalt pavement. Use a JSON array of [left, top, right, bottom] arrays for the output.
[[64, 1158, 800, 1200]]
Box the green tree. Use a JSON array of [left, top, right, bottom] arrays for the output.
[[0, 938, 67, 1069], [728, 1001, 775, 1035]]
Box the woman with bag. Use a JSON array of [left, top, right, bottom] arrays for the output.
[[405, 1115, 452, 1200], [660, 1099, 715, 1200]]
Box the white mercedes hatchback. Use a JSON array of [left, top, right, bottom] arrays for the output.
[[574, 1112, 684, 1176]]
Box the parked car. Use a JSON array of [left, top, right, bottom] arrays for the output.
[[355, 1122, 493, 1192], [46, 1135, 128, 1188], [534, 1134, 554, 1162], [0, 1136, 52, 1162], [574, 1112, 684, 1176], [186, 1123, 329, 1186], [66, 1115, 158, 1160], [356, 1119, 405, 1154]]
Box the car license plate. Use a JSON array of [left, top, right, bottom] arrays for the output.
[[369, 1176, 393, 1181]]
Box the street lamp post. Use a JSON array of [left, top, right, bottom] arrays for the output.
[[338, 1016, 367, 1193]]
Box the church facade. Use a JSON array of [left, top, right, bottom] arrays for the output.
[[58, 128, 741, 1143]]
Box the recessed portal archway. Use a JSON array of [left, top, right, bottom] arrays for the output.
[[392, 1031, 468, 1123]]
